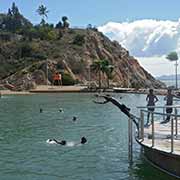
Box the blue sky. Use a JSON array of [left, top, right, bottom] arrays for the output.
[[1, 0, 180, 26]]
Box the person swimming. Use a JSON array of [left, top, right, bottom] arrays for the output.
[[80, 137, 87, 144], [72, 116, 77, 121], [47, 137, 87, 145], [47, 139, 67, 145], [59, 108, 64, 112], [40, 108, 43, 113]]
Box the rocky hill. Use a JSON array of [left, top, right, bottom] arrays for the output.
[[0, 28, 165, 90]]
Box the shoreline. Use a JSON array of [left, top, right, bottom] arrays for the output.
[[0, 85, 171, 96]]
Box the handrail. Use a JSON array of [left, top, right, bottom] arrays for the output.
[[137, 105, 179, 153], [141, 110, 180, 118], [137, 105, 180, 109]]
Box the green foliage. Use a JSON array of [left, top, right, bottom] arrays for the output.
[[87, 24, 92, 29], [55, 21, 62, 29], [91, 59, 114, 88], [16, 42, 33, 58], [62, 16, 68, 22], [29, 63, 39, 72], [62, 16, 69, 28], [56, 61, 64, 69], [0, 2, 32, 33], [47, 30, 57, 40], [62, 73, 75, 85], [33, 25, 57, 40], [166, 51, 178, 61], [36, 4, 49, 25], [73, 34, 85, 46]]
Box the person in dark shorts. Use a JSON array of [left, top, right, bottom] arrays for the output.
[[146, 89, 158, 126], [161, 89, 180, 124]]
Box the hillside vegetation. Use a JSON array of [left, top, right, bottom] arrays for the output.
[[0, 3, 165, 90]]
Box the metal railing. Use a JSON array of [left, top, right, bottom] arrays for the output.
[[136, 105, 180, 153]]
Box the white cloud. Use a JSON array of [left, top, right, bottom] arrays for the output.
[[98, 19, 180, 57], [137, 56, 177, 76]]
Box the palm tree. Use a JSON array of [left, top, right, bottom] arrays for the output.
[[166, 51, 179, 89], [91, 60, 103, 89], [91, 59, 113, 89], [104, 65, 114, 88], [37, 5, 49, 25], [62, 16, 69, 28]]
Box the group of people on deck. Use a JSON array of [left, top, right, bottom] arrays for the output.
[[146, 88, 180, 126]]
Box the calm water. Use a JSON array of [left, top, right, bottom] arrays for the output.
[[161, 79, 180, 87], [0, 93, 177, 180]]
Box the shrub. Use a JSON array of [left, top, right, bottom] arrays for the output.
[[73, 34, 85, 46], [62, 73, 75, 85], [16, 42, 33, 58]]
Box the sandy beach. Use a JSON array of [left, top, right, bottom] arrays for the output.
[[0, 85, 170, 96], [0, 85, 88, 95]]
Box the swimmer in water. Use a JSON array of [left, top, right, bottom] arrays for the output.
[[47, 137, 87, 145], [40, 108, 43, 113], [47, 139, 66, 145], [80, 137, 87, 144], [72, 116, 77, 121], [59, 108, 64, 112]]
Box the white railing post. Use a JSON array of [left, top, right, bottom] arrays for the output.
[[140, 110, 144, 141], [151, 112, 154, 147], [128, 117, 133, 164], [171, 117, 174, 153], [175, 108, 178, 137]]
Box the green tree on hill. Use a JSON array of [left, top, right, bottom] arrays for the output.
[[0, 2, 32, 33], [62, 16, 69, 28], [36, 4, 49, 25], [91, 59, 112, 89], [166, 51, 179, 89], [104, 64, 114, 88]]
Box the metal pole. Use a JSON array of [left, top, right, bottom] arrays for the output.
[[171, 118, 174, 153], [46, 59, 48, 86], [151, 113, 154, 147], [139, 111, 141, 139], [175, 60, 178, 89], [175, 108, 178, 136], [128, 117, 133, 164], [140, 110, 144, 141]]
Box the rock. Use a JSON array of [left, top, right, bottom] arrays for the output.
[[0, 28, 165, 89]]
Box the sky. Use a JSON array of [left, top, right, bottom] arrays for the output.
[[1, 0, 180, 76]]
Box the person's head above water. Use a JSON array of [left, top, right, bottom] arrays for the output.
[[72, 116, 77, 121], [81, 137, 87, 144], [60, 140, 66, 145]]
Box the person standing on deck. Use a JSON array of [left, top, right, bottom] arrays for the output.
[[161, 89, 180, 124], [146, 89, 158, 126]]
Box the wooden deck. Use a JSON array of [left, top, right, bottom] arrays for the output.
[[141, 120, 180, 155]]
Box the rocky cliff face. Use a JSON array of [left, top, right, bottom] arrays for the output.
[[0, 28, 165, 90]]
